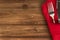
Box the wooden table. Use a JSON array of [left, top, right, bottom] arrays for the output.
[[0, 0, 51, 40]]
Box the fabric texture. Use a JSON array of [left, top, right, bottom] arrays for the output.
[[42, 0, 60, 40]]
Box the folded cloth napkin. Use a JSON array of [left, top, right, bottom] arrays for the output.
[[42, 0, 60, 40]]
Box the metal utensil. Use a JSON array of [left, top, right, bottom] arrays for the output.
[[57, 0, 60, 23], [48, 2, 55, 23]]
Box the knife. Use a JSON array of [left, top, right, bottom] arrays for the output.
[[57, 0, 60, 23], [48, 2, 55, 23]]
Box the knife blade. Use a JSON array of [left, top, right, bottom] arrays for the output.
[[48, 2, 55, 23], [57, 0, 60, 23]]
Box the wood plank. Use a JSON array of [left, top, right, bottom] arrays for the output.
[[0, 25, 50, 36], [0, 3, 39, 9], [0, 0, 46, 24], [0, 38, 51, 40], [0, 0, 40, 3], [0, 33, 50, 38], [0, 0, 51, 40], [0, 8, 45, 24]]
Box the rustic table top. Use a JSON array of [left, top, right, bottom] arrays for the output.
[[0, 0, 52, 40]]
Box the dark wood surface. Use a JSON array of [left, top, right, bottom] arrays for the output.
[[0, 0, 52, 40]]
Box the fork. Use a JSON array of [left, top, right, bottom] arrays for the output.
[[48, 2, 55, 23]]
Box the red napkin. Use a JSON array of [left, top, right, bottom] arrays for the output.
[[42, 0, 60, 40]]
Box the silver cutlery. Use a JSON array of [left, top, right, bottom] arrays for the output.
[[48, 2, 55, 23], [57, 0, 60, 23]]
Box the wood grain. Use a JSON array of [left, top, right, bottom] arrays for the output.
[[0, 0, 45, 25], [0, 38, 51, 40], [0, 0, 40, 3], [0, 0, 51, 40], [0, 8, 45, 24], [0, 25, 49, 36]]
